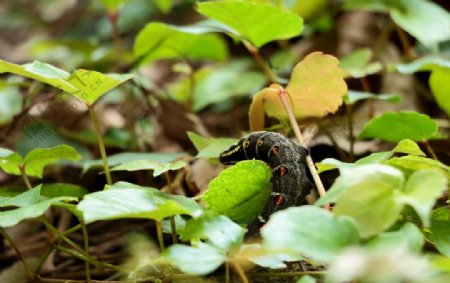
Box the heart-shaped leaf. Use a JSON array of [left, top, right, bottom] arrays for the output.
[[197, 0, 303, 48], [203, 160, 271, 224]]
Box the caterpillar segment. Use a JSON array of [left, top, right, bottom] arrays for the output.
[[219, 131, 314, 236]]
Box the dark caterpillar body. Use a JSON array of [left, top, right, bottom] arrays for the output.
[[220, 131, 314, 235]]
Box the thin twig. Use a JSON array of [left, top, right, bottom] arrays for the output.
[[0, 227, 35, 280], [423, 141, 438, 160], [169, 216, 178, 244], [80, 219, 92, 283], [244, 41, 278, 83], [230, 260, 249, 283], [19, 164, 32, 189], [345, 103, 355, 161], [107, 11, 123, 65], [278, 88, 329, 208], [225, 260, 230, 283], [88, 104, 112, 185], [155, 221, 165, 251]]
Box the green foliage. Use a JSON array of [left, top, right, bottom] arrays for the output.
[[77, 182, 203, 223], [134, 22, 228, 64], [431, 208, 450, 257], [0, 185, 77, 227], [180, 214, 245, 251], [262, 206, 359, 263], [359, 111, 438, 142], [197, 0, 303, 48], [340, 48, 382, 78], [0, 86, 22, 125], [345, 0, 450, 48], [82, 151, 186, 173], [0, 60, 132, 106], [0, 145, 81, 178], [110, 159, 186, 177], [0, 1, 449, 282], [394, 56, 450, 117], [203, 160, 272, 225], [187, 132, 237, 159], [163, 242, 226, 275]]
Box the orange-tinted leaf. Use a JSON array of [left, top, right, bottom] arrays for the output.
[[249, 84, 282, 131], [286, 52, 347, 118]]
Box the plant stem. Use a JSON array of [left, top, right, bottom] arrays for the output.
[[39, 216, 87, 257], [169, 216, 178, 244], [345, 103, 355, 162], [248, 270, 326, 278], [230, 261, 249, 283], [393, 22, 414, 60], [88, 104, 112, 185], [423, 141, 438, 160], [63, 223, 82, 235], [35, 246, 54, 274], [107, 11, 123, 65], [244, 41, 278, 83], [225, 260, 230, 283], [0, 227, 35, 280], [155, 221, 165, 251], [278, 89, 329, 206], [359, 77, 375, 118], [80, 219, 92, 283], [19, 164, 32, 189]]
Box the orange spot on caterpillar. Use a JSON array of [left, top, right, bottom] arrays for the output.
[[277, 166, 287, 176], [273, 194, 285, 206], [269, 146, 279, 156]]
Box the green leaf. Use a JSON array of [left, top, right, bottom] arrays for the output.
[[169, 62, 266, 111], [197, 0, 303, 48], [430, 208, 450, 257], [359, 111, 438, 142], [366, 222, 424, 253], [0, 185, 41, 207], [0, 148, 23, 175], [316, 164, 404, 207], [77, 182, 203, 223], [181, 214, 245, 251], [386, 155, 449, 178], [82, 152, 186, 173], [429, 67, 450, 117], [0, 60, 75, 93], [393, 56, 450, 74], [197, 140, 239, 159], [296, 276, 316, 283], [203, 160, 271, 224], [262, 206, 359, 263], [163, 242, 225, 275], [319, 165, 405, 238], [236, 243, 301, 269], [66, 70, 133, 105], [0, 60, 132, 106], [100, 0, 128, 12], [0, 86, 22, 125], [188, 134, 237, 159], [345, 0, 450, 47], [392, 139, 425, 156], [340, 48, 382, 78], [110, 159, 186, 177], [0, 185, 77, 228], [23, 145, 81, 178], [389, 0, 450, 48], [399, 170, 448, 227], [345, 91, 401, 104], [134, 22, 228, 64], [41, 183, 88, 199], [153, 0, 173, 13], [187, 132, 214, 152], [316, 139, 424, 174]]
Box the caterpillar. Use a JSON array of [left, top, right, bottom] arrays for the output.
[[220, 131, 314, 236]]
